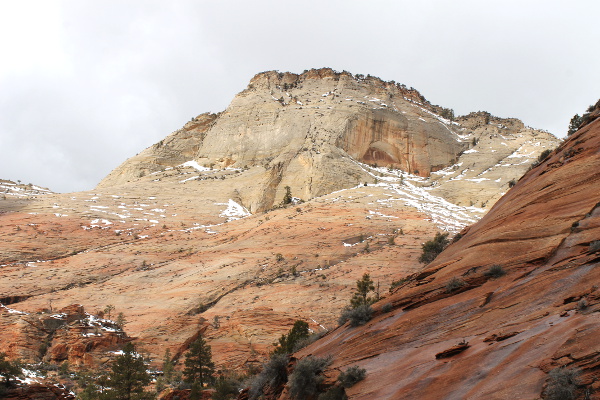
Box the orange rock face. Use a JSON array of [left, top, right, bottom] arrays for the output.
[[288, 118, 600, 399]]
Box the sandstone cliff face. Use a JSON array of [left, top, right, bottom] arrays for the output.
[[0, 69, 563, 391], [97, 68, 559, 212], [286, 116, 600, 399]]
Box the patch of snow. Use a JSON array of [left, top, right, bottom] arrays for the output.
[[218, 199, 251, 222], [180, 161, 211, 172]]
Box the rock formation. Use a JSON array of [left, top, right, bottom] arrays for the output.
[[284, 109, 600, 399], [97, 68, 559, 212], [0, 68, 567, 398]]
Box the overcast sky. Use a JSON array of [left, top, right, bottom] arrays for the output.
[[1, 1, 598, 193]]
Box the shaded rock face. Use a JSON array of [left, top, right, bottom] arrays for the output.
[[288, 117, 600, 400], [0, 68, 561, 381], [2, 383, 75, 400], [97, 68, 558, 212], [0, 304, 129, 368]]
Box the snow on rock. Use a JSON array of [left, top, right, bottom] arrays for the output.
[[180, 161, 211, 172], [218, 199, 251, 222]]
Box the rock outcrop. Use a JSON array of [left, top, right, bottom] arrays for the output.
[[0, 68, 564, 391], [283, 113, 600, 399], [97, 68, 559, 212]]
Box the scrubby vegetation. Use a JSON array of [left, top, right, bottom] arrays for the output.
[[248, 353, 289, 400], [0, 353, 22, 388], [339, 273, 376, 326], [289, 356, 331, 400], [544, 367, 580, 400], [338, 305, 374, 327], [338, 365, 367, 388], [272, 320, 310, 355], [484, 264, 506, 278], [445, 277, 466, 293], [419, 232, 449, 264]]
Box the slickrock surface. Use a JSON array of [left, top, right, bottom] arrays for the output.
[[290, 116, 600, 399], [0, 69, 563, 394]]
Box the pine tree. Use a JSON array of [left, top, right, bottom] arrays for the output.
[[162, 348, 175, 383], [350, 273, 376, 308], [183, 334, 215, 388], [105, 343, 151, 400], [0, 352, 22, 387], [282, 186, 293, 205], [568, 114, 583, 136], [272, 320, 310, 355]]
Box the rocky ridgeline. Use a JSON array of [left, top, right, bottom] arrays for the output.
[[0, 179, 52, 198], [0, 69, 571, 399], [98, 68, 559, 212]]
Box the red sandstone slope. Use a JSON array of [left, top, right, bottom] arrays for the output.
[[288, 117, 600, 399]]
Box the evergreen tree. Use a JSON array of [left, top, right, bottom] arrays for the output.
[[105, 343, 151, 400], [568, 114, 583, 136], [272, 321, 310, 355], [282, 186, 293, 205], [0, 352, 22, 387], [162, 348, 175, 383], [350, 273, 376, 308], [183, 334, 215, 388]]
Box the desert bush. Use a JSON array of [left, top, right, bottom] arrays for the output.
[[338, 366, 366, 388], [445, 277, 466, 293], [292, 331, 327, 353], [544, 367, 580, 400], [248, 354, 289, 400], [389, 277, 408, 292], [538, 149, 552, 163], [289, 356, 331, 400], [318, 386, 347, 400], [338, 305, 373, 327], [508, 179, 517, 188], [382, 303, 393, 313], [484, 264, 506, 278], [419, 232, 449, 264], [213, 375, 241, 400], [589, 240, 600, 253]]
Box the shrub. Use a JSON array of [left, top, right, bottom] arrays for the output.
[[484, 264, 506, 278], [318, 386, 347, 400], [382, 303, 392, 313], [338, 366, 366, 388], [508, 179, 517, 188], [338, 305, 373, 327], [289, 356, 331, 400], [292, 331, 327, 353], [544, 367, 580, 400], [248, 354, 289, 400], [445, 277, 466, 293], [213, 375, 241, 400], [0, 353, 22, 387], [538, 149, 552, 163], [419, 232, 449, 264], [589, 240, 600, 253], [389, 278, 407, 292], [272, 320, 310, 355]]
